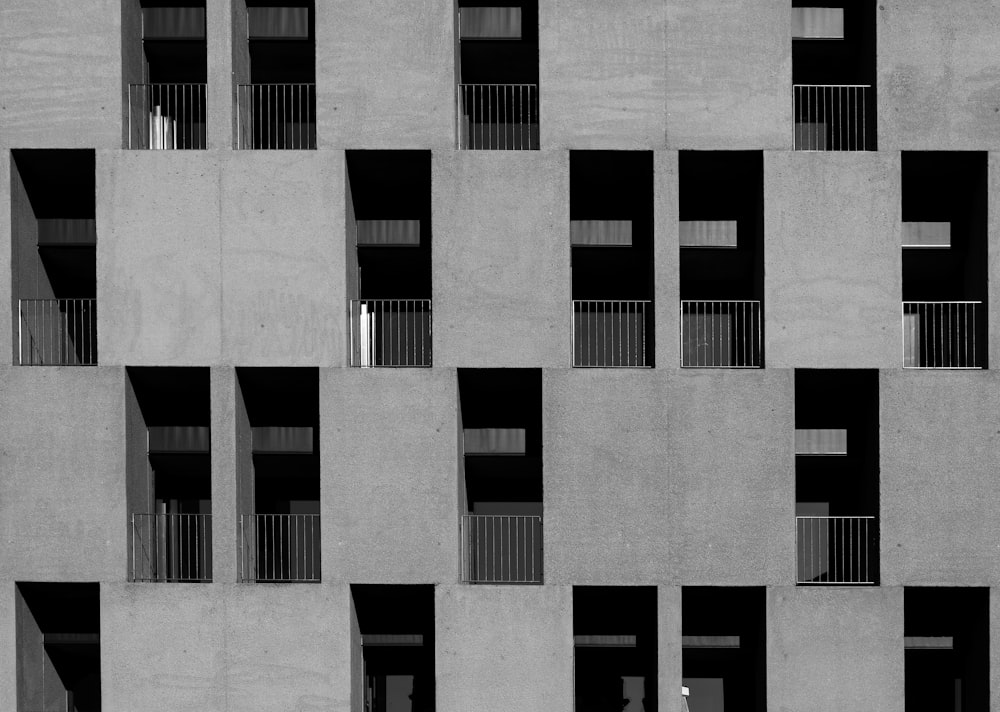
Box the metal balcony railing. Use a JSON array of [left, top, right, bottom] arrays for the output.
[[457, 83, 539, 150], [793, 84, 874, 151], [236, 83, 316, 150], [349, 299, 432, 367], [461, 514, 542, 584], [573, 300, 652, 368], [18, 298, 97, 366], [903, 301, 982, 369], [127, 83, 207, 149], [239, 514, 321, 582], [796, 516, 875, 585], [680, 300, 762, 368], [130, 513, 212, 582]]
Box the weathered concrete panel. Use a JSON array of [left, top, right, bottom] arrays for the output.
[[539, 0, 666, 149], [98, 151, 222, 365], [544, 370, 672, 584], [316, 0, 454, 149], [878, 1, 1000, 151], [0, 0, 121, 149], [666, 0, 791, 149], [768, 586, 904, 712], [880, 371, 1000, 585], [765, 152, 901, 368], [436, 585, 572, 712], [0, 367, 125, 582], [654, 150, 679, 369], [101, 583, 349, 712], [667, 370, 795, 585], [432, 152, 570, 367], [658, 585, 683, 712], [220, 152, 344, 366], [322, 368, 458, 584]]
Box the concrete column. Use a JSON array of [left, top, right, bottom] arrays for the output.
[[207, 0, 233, 149], [654, 150, 680, 370], [987, 152, 1000, 371], [210, 366, 237, 583], [658, 585, 683, 712]]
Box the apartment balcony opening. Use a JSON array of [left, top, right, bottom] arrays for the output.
[[123, 1, 207, 149], [905, 588, 989, 712], [795, 369, 879, 585], [10, 149, 97, 366], [901, 152, 988, 369], [458, 369, 542, 584], [455, 0, 539, 149], [679, 151, 764, 368], [352, 585, 435, 712], [16, 582, 100, 712], [234, 0, 316, 149], [682, 587, 766, 712], [346, 151, 433, 368], [791, 0, 876, 150], [237, 367, 320, 583], [570, 151, 654, 368], [574, 587, 657, 712], [126, 367, 212, 583]]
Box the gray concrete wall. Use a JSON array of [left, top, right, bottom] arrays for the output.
[[0, 0, 121, 150], [880, 371, 1000, 585], [435, 584, 573, 712], [432, 151, 570, 367], [0, 584, 13, 712], [878, 0, 1000, 151], [665, 0, 791, 149], [653, 150, 679, 369], [539, 0, 666, 149], [321, 368, 458, 584], [124, 371, 148, 576], [1, 152, 11, 365], [211, 367, 237, 584], [316, 0, 454, 149], [658, 585, 683, 712], [207, 0, 233, 150], [764, 152, 901, 368], [989, 152, 1000, 370], [767, 586, 904, 712], [120, 0, 142, 149], [0, 367, 125, 582]]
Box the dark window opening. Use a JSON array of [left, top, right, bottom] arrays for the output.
[[794, 369, 879, 585], [901, 152, 988, 369], [905, 587, 989, 712], [679, 151, 764, 368], [236, 367, 320, 582], [458, 369, 542, 583], [346, 151, 433, 367], [353, 585, 436, 712], [11, 150, 97, 366], [574, 586, 657, 712], [682, 587, 766, 712], [570, 151, 654, 368], [126, 367, 212, 582], [16, 583, 101, 712]]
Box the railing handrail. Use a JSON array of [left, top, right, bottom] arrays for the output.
[[574, 299, 652, 304], [237, 81, 316, 87], [796, 514, 875, 585], [133, 512, 212, 518], [19, 296, 95, 302], [902, 300, 983, 305], [793, 83, 872, 88], [130, 512, 212, 583], [129, 82, 206, 87], [463, 513, 542, 521], [458, 82, 539, 88], [244, 512, 319, 519], [681, 299, 762, 304], [796, 515, 875, 520], [351, 298, 432, 304], [239, 513, 321, 583]]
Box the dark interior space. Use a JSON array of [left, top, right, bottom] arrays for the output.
[[353, 585, 435, 712], [574, 587, 657, 712], [458, 0, 538, 85], [16, 583, 100, 712], [679, 151, 764, 301], [791, 0, 875, 85], [139, 2, 206, 83], [570, 151, 654, 300], [458, 369, 542, 511], [347, 151, 432, 299], [905, 587, 989, 712], [682, 587, 766, 712], [246, 0, 315, 83]]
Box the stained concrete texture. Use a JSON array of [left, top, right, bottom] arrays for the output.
[[435, 584, 572, 712], [544, 369, 795, 586], [539, 0, 667, 149], [100, 583, 349, 712], [764, 151, 901, 368], [0, 0, 121, 149], [878, 0, 1000, 151], [880, 371, 1000, 585], [98, 150, 346, 366], [0, 367, 125, 582], [432, 151, 570, 367], [316, 0, 454, 149], [653, 150, 680, 370], [321, 368, 458, 584], [665, 0, 792, 149], [767, 586, 904, 712]]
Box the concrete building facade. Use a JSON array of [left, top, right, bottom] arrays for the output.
[[2, 0, 1000, 711]]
